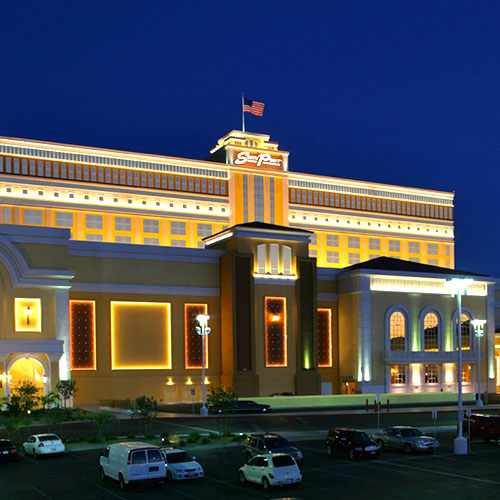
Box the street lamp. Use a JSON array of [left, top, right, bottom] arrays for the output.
[[195, 314, 211, 417], [446, 277, 474, 455], [471, 319, 487, 408]]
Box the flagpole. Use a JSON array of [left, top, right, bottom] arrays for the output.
[[241, 93, 245, 132]]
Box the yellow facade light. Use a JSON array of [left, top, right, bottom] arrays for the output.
[[15, 298, 41, 332], [204, 377, 210, 385], [166, 378, 175, 386], [186, 377, 193, 385]]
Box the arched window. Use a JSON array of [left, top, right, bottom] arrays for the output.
[[456, 312, 471, 350], [424, 312, 439, 351], [390, 311, 406, 351]]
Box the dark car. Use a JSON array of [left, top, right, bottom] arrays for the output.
[[325, 428, 379, 460], [463, 414, 500, 445], [0, 439, 18, 461], [208, 400, 271, 414], [243, 433, 303, 465]]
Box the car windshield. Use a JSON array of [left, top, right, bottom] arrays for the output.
[[0, 441, 13, 448], [400, 429, 422, 437], [165, 451, 192, 463], [348, 432, 369, 442], [272, 455, 295, 467], [39, 435, 60, 442], [264, 438, 290, 449]]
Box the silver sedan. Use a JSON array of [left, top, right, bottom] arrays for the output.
[[371, 426, 439, 454]]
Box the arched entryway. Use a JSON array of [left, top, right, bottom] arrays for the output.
[[5, 356, 49, 397]]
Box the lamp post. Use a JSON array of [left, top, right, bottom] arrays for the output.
[[446, 277, 474, 455], [195, 314, 210, 417], [471, 319, 487, 408]]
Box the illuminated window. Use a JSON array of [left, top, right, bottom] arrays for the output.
[[143, 219, 159, 233], [86, 214, 103, 229], [462, 364, 472, 383], [115, 217, 131, 231], [69, 300, 96, 370], [184, 304, 208, 369], [15, 298, 41, 332], [282, 246, 292, 275], [457, 313, 471, 350], [24, 209, 43, 225], [424, 313, 439, 351], [369, 238, 380, 250], [265, 297, 287, 367], [55, 212, 73, 227], [317, 308, 332, 367], [391, 365, 406, 384], [111, 301, 171, 370], [424, 364, 439, 383], [270, 244, 279, 274], [390, 311, 406, 351]]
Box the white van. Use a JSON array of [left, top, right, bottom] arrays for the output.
[[99, 442, 166, 489]]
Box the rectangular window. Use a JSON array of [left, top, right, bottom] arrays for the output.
[[86, 233, 103, 241], [326, 251, 339, 264], [254, 176, 264, 222], [55, 212, 73, 227], [170, 239, 186, 247], [391, 365, 406, 384], [143, 219, 159, 233], [86, 214, 103, 229], [171, 221, 186, 235], [69, 301, 96, 370], [348, 236, 360, 249], [296, 190, 301, 203], [195, 178, 200, 192], [189, 178, 194, 192], [115, 235, 131, 243], [317, 308, 332, 367], [408, 241, 420, 254], [2, 207, 12, 223], [184, 304, 208, 369], [169, 175, 174, 189], [182, 177, 187, 191], [424, 364, 439, 384], [265, 297, 287, 367], [369, 238, 380, 250], [326, 234, 339, 247], [428, 243, 438, 255], [115, 217, 131, 232], [175, 176, 181, 190], [144, 237, 159, 245], [428, 258, 438, 266], [348, 253, 360, 265], [197, 223, 212, 237], [389, 240, 400, 252], [24, 209, 43, 226], [221, 181, 226, 195], [309, 233, 317, 246]]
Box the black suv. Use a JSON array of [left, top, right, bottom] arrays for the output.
[[325, 428, 380, 460], [243, 433, 303, 465]]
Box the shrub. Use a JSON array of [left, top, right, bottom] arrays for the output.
[[189, 432, 201, 441], [105, 435, 117, 441], [201, 437, 211, 444], [179, 440, 186, 447], [87, 437, 97, 443]]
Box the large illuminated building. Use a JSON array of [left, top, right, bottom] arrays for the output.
[[0, 131, 498, 404]]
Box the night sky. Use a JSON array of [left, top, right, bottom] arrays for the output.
[[1, 2, 499, 277]]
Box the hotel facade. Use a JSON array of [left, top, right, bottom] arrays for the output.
[[0, 130, 498, 404]]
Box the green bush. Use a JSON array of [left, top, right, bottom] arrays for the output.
[[105, 435, 117, 441], [189, 432, 201, 441], [87, 437, 97, 443], [209, 432, 218, 439], [179, 440, 186, 447], [201, 437, 211, 444]]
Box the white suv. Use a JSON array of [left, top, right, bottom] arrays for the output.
[[239, 453, 301, 490]]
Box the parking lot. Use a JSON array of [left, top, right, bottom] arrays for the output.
[[1, 430, 500, 499]]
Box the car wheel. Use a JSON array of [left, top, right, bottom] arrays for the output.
[[239, 471, 246, 483], [326, 444, 334, 456], [99, 467, 107, 482], [404, 443, 412, 455], [348, 448, 355, 461], [166, 470, 173, 482], [376, 439, 384, 450], [262, 477, 270, 490], [119, 474, 126, 490]]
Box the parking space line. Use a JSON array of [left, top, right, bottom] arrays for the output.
[[83, 479, 127, 499], [31, 486, 53, 499], [383, 461, 500, 485]]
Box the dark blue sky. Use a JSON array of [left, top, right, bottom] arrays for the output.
[[1, 1, 498, 277]]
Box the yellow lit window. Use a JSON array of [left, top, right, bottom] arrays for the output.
[[15, 298, 41, 332]]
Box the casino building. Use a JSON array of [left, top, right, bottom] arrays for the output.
[[0, 130, 498, 404]]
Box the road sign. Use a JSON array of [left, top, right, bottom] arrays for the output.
[[432, 410, 437, 420]]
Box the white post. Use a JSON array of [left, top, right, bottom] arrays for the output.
[[471, 319, 486, 408], [196, 314, 210, 417]]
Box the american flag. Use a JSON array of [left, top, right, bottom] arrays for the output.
[[243, 98, 265, 116]]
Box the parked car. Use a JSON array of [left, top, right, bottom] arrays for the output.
[[325, 428, 379, 460], [238, 453, 301, 490], [0, 439, 18, 461], [463, 413, 500, 445], [161, 447, 204, 481], [23, 434, 65, 457], [99, 442, 165, 489], [208, 400, 271, 414], [371, 426, 439, 454], [243, 433, 303, 465]]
